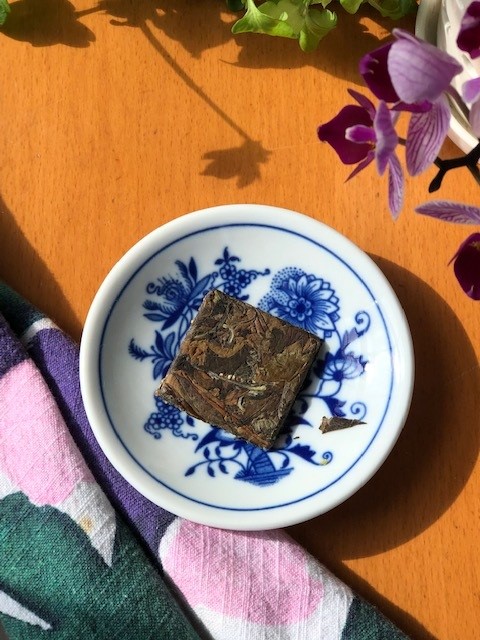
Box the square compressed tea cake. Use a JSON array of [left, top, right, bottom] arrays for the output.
[[155, 289, 323, 449]]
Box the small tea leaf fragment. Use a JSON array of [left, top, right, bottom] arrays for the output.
[[319, 416, 365, 433]]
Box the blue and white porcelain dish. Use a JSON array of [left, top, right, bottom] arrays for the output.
[[79, 205, 414, 530]]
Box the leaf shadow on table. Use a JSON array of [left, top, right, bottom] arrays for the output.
[[0, 0, 413, 79], [0, 0, 409, 187], [289, 258, 480, 640], [0, 0, 234, 56], [0, 0, 95, 47], [86, 2, 414, 187], [0, 194, 82, 341], [97, 0, 414, 82], [201, 139, 272, 188], [96, 2, 272, 188], [100, 1, 414, 82], [93, 0, 235, 58]]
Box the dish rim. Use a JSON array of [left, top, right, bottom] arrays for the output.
[[79, 204, 415, 530]]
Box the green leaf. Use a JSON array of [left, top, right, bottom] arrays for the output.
[[232, 0, 297, 38], [232, 0, 337, 49], [339, 0, 366, 14], [259, 0, 305, 33], [0, 0, 10, 26], [367, 0, 417, 20], [299, 7, 337, 51]]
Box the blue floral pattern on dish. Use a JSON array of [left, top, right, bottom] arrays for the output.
[[185, 428, 333, 487], [129, 247, 370, 486], [258, 267, 340, 337]]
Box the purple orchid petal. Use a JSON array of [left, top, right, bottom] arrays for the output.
[[457, 0, 480, 59], [405, 94, 450, 176], [388, 29, 463, 103], [462, 76, 480, 102], [347, 89, 376, 120], [392, 100, 433, 113], [373, 101, 398, 176], [387, 153, 404, 219], [359, 43, 399, 103], [416, 200, 480, 224], [450, 232, 480, 300], [318, 105, 373, 164], [346, 150, 375, 181], [345, 124, 377, 144]]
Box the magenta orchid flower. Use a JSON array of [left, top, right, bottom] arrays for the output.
[[457, 0, 480, 59], [457, 1, 480, 136], [317, 2, 480, 298], [317, 90, 403, 217], [359, 29, 462, 176], [416, 202, 480, 298], [451, 233, 480, 300], [359, 41, 431, 112]]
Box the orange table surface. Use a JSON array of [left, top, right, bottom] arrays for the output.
[[1, 3, 479, 639]]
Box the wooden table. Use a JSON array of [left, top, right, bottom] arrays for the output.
[[1, 2, 479, 639]]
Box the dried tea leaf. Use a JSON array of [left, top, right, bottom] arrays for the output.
[[319, 416, 365, 433], [156, 290, 323, 449]]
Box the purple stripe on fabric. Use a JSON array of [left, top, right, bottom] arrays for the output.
[[0, 315, 28, 377], [27, 327, 176, 562]]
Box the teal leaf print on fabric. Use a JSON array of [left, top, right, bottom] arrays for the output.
[[0, 591, 52, 631], [0, 493, 199, 640], [342, 596, 409, 639]]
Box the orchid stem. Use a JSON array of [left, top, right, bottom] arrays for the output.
[[429, 142, 480, 192]]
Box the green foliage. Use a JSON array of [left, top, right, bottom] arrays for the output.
[[339, 0, 365, 15], [367, 0, 417, 20], [0, 0, 416, 47], [232, 0, 337, 51], [0, 0, 10, 26], [230, 0, 416, 50]]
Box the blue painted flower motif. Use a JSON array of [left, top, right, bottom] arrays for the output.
[[259, 267, 339, 337], [185, 428, 330, 485], [144, 397, 197, 440], [144, 257, 214, 332], [130, 248, 370, 486], [215, 247, 270, 300], [129, 330, 177, 380], [323, 345, 366, 382]]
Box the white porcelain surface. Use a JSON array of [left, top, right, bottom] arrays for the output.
[[79, 205, 414, 530], [416, 0, 479, 154]]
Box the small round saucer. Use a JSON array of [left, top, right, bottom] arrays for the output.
[[80, 205, 414, 530]]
